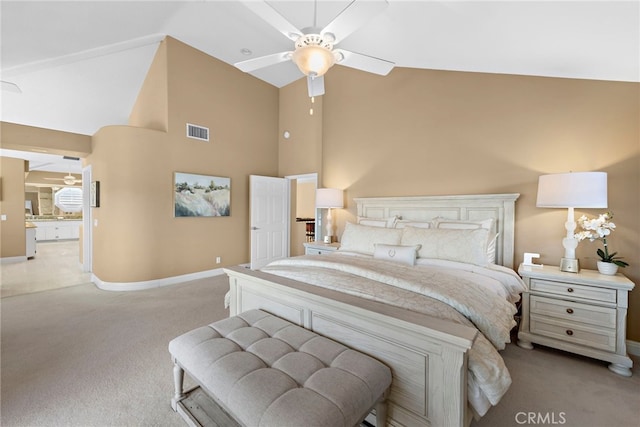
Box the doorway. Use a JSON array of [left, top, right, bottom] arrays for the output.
[[286, 173, 318, 256], [0, 148, 90, 297]]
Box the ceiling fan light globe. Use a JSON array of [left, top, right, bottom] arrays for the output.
[[292, 45, 335, 77]]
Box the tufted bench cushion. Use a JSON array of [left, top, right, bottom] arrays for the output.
[[169, 309, 392, 427]]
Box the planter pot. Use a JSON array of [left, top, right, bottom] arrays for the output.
[[597, 261, 618, 276]]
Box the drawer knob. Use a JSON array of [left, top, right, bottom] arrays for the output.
[[566, 330, 574, 336], [567, 287, 574, 293], [566, 308, 574, 314]]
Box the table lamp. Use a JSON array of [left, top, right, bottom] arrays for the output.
[[536, 171, 607, 272], [315, 188, 344, 243]]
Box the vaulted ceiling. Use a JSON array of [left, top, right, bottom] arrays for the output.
[[1, 1, 638, 170]]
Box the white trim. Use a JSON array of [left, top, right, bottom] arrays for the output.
[[82, 165, 93, 273], [0, 256, 27, 264], [2, 33, 165, 79], [285, 172, 317, 184], [626, 340, 640, 357], [92, 268, 225, 292]]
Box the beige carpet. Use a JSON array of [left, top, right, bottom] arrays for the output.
[[1, 275, 638, 427]]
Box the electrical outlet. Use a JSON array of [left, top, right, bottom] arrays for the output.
[[1, 214, 6, 221], [216, 257, 221, 264]]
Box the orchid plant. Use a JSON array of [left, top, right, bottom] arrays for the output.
[[575, 212, 629, 268]]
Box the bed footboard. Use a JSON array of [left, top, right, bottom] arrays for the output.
[[224, 266, 477, 427]]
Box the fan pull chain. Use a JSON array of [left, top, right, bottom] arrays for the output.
[[309, 96, 315, 115]]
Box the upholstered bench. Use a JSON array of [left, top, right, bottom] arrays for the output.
[[169, 309, 392, 427]]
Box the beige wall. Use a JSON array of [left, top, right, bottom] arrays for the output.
[[0, 157, 26, 258], [0, 122, 91, 157], [278, 78, 324, 178], [86, 37, 279, 282], [279, 66, 639, 340]]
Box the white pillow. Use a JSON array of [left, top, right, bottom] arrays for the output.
[[394, 220, 432, 229], [400, 227, 490, 266], [373, 244, 421, 266], [357, 216, 397, 228], [339, 222, 403, 255], [433, 217, 497, 263], [432, 217, 495, 232]]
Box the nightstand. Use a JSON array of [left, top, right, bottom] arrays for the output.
[[517, 264, 635, 376], [303, 242, 340, 255]]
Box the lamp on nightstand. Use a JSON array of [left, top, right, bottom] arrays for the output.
[[315, 188, 344, 243], [536, 171, 607, 273]]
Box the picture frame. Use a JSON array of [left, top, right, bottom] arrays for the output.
[[174, 172, 230, 217], [90, 181, 100, 208]]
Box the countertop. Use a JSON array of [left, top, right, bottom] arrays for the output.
[[26, 217, 82, 222]]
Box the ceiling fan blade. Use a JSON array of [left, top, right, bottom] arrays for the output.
[[321, 0, 388, 44], [335, 49, 395, 76], [234, 51, 292, 73], [239, 0, 302, 41], [307, 75, 325, 97]]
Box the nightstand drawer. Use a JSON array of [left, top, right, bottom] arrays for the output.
[[530, 278, 616, 304], [530, 314, 616, 352], [530, 295, 616, 329], [305, 248, 331, 255], [303, 243, 340, 255]]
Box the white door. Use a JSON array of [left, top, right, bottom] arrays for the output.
[[250, 175, 290, 269]]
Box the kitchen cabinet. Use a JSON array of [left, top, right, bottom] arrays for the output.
[[33, 220, 81, 241], [26, 226, 36, 258]]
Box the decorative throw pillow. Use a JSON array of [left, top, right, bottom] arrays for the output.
[[432, 217, 497, 263], [357, 216, 398, 228], [400, 227, 490, 266], [373, 244, 422, 265], [394, 220, 433, 229], [339, 222, 403, 255]]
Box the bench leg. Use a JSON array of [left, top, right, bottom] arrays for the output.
[[171, 362, 187, 411], [375, 389, 390, 427]]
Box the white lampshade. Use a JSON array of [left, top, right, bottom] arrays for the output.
[[536, 171, 608, 273], [536, 172, 607, 208], [315, 188, 344, 208]]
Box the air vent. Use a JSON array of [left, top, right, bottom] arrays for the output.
[[186, 123, 209, 141]]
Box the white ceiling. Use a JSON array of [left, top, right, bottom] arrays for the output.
[[1, 0, 638, 170]]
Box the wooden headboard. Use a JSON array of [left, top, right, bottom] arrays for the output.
[[354, 193, 520, 269]]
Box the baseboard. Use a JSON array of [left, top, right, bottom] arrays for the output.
[[92, 268, 226, 291], [0, 256, 27, 264], [626, 340, 640, 357]]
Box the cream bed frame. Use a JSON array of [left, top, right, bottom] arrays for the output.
[[224, 193, 520, 427]]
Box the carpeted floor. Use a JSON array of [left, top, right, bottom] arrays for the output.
[[1, 276, 229, 427], [1, 275, 638, 427]]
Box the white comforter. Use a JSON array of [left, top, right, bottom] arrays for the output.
[[260, 254, 526, 417]]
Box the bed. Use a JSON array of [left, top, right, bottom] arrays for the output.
[[224, 193, 523, 427]]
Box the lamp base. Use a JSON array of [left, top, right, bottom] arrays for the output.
[[560, 258, 580, 273]]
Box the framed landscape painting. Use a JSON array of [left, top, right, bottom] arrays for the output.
[[174, 172, 230, 217]]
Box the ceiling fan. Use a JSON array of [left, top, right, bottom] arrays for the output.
[[234, 0, 395, 97], [44, 173, 82, 186]]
